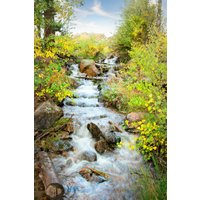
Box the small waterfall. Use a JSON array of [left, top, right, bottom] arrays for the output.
[[52, 63, 143, 200], [103, 56, 118, 78], [103, 56, 118, 65]]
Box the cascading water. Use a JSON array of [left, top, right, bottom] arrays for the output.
[[103, 56, 118, 78], [103, 56, 118, 65], [52, 59, 143, 200]]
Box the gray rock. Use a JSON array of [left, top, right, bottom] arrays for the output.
[[79, 151, 97, 162], [101, 131, 121, 144], [87, 123, 102, 140], [90, 174, 107, 183], [53, 140, 73, 152], [79, 167, 107, 183], [34, 101, 63, 131], [66, 158, 73, 167]]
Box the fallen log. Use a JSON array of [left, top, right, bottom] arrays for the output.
[[38, 151, 64, 200], [85, 166, 109, 179]]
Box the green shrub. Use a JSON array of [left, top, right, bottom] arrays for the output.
[[34, 61, 73, 102], [102, 27, 167, 162]]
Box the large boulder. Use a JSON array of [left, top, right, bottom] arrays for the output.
[[34, 101, 63, 131], [79, 59, 100, 77]]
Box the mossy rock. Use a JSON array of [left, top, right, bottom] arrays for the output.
[[53, 117, 70, 127]]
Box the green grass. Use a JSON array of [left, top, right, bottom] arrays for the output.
[[133, 158, 167, 200]]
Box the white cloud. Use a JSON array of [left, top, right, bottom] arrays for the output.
[[91, 0, 118, 19], [71, 0, 121, 37], [74, 8, 93, 18], [71, 20, 116, 37], [74, 0, 120, 20]]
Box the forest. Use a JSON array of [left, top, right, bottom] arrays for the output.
[[34, 0, 167, 199]]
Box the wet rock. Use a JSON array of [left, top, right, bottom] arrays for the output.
[[66, 158, 73, 167], [79, 167, 107, 183], [95, 140, 111, 154], [102, 131, 121, 144], [79, 150, 97, 162], [79, 59, 100, 77], [90, 174, 106, 183], [53, 140, 73, 152], [87, 123, 121, 146], [34, 101, 63, 131], [87, 123, 102, 140]]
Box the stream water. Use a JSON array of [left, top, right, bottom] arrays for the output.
[[52, 59, 143, 200]]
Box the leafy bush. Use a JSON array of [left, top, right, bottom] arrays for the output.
[[34, 34, 75, 102], [128, 28, 167, 161], [102, 26, 167, 162], [34, 61, 73, 102]]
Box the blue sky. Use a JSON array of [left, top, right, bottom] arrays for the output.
[[71, 0, 167, 37], [71, 0, 125, 37]]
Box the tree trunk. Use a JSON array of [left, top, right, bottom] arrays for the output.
[[38, 151, 64, 200], [157, 0, 162, 30], [44, 0, 56, 38]]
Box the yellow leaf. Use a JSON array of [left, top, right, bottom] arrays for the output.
[[148, 106, 152, 111]]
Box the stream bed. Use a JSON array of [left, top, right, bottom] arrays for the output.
[[52, 61, 143, 200]]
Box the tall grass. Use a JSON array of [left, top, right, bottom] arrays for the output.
[[133, 157, 167, 200]]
